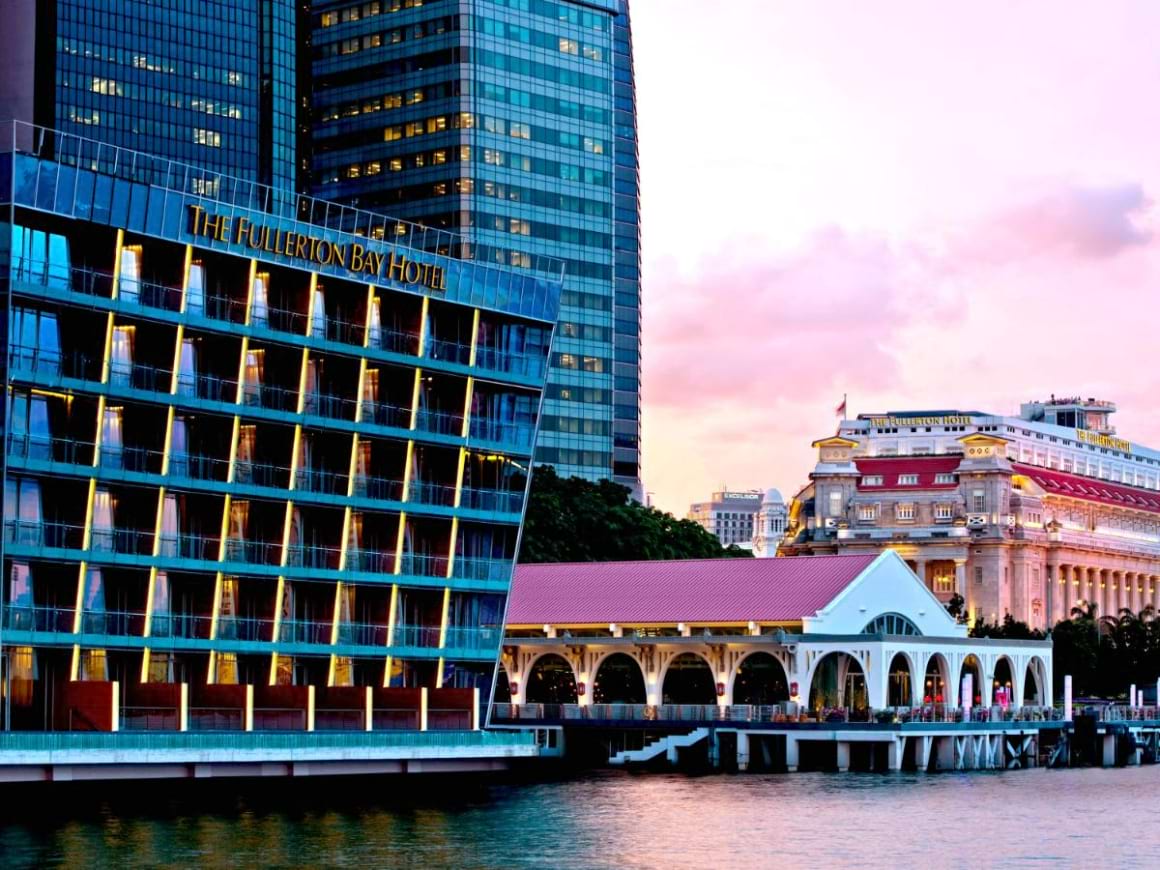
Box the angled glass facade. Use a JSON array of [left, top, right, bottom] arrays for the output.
[[0, 125, 560, 732], [309, 0, 641, 495]]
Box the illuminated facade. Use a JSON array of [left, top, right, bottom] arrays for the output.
[[782, 399, 1160, 631], [308, 0, 642, 496], [0, 124, 561, 732], [687, 490, 763, 548]]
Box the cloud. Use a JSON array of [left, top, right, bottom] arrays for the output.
[[642, 181, 1160, 514], [951, 182, 1154, 264]]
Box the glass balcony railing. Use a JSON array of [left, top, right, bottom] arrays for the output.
[[204, 294, 249, 324], [407, 480, 457, 508], [451, 556, 513, 583], [369, 326, 421, 357], [223, 537, 282, 566], [241, 382, 299, 413], [458, 487, 524, 515], [295, 467, 351, 496], [352, 475, 405, 502], [277, 618, 334, 646], [2, 604, 77, 633], [156, 532, 221, 562], [303, 391, 358, 422], [6, 432, 93, 466], [474, 347, 548, 380], [442, 625, 502, 651], [176, 371, 239, 403], [396, 552, 450, 579], [215, 616, 276, 643], [390, 623, 442, 648], [335, 621, 390, 647], [414, 408, 464, 437], [360, 399, 412, 430], [168, 452, 231, 483], [425, 337, 472, 367], [468, 418, 535, 450], [284, 542, 342, 571], [149, 611, 214, 640], [343, 548, 396, 574], [4, 519, 86, 550]]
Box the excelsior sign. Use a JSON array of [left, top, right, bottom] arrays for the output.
[[187, 204, 448, 291]]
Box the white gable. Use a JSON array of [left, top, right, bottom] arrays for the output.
[[801, 550, 967, 638]]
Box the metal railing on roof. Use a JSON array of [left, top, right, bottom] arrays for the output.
[[3, 120, 565, 280]]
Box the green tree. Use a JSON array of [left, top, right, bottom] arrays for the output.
[[519, 466, 754, 563]]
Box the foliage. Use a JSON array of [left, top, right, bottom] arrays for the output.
[[1049, 604, 1160, 699], [970, 613, 1045, 641], [518, 466, 754, 563], [945, 593, 966, 622]]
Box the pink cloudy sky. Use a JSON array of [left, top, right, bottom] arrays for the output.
[[632, 0, 1160, 514]]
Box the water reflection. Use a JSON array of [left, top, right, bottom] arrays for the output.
[[2, 768, 1158, 869]]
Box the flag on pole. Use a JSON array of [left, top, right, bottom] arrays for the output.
[[835, 394, 847, 418]]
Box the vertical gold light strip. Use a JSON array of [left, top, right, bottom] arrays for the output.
[[452, 448, 468, 509], [460, 377, 474, 439], [417, 296, 430, 359], [445, 516, 459, 580], [178, 245, 193, 314], [393, 512, 407, 574], [225, 417, 242, 484], [288, 426, 303, 491], [295, 347, 311, 415], [353, 360, 368, 424], [329, 582, 344, 646], [98, 314, 115, 385], [305, 273, 318, 337], [468, 309, 480, 368], [111, 229, 125, 298], [363, 285, 375, 349], [409, 368, 422, 430], [160, 406, 175, 476], [437, 586, 451, 647], [386, 583, 399, 649], [401, 442, 415, 503], [243, 260, 257, 326], [269, 576, 286, 686]]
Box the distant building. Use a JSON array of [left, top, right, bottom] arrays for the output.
[[752, 489, 788, 558], [781, 397, 1160, 630], [687, 490, 763, 548]]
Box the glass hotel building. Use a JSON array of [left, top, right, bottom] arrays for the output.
[[0, 124, 561, 732], [308, 0, 642, 496]]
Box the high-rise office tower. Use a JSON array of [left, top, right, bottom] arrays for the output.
[[309, 0, 642, 496], [0, 0, 301, 192]]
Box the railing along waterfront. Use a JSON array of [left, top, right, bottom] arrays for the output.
[[491, 703, 1066, 725]]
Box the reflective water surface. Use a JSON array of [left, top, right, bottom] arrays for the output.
[[2, 767, 1159, 868]]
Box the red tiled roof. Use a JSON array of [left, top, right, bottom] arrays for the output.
[[855, 455, 961, 491], [1013, 463, 1160, 514], [507, 554, 880, 626]]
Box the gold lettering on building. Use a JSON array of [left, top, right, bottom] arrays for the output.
[[1076, 429, 1130, 453], [868, 415, 975, 428], [188, 205, 448, 292]]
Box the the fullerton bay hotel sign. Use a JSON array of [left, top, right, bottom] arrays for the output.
[[187, 204, 448, 292], [867, 415, 976, 428]]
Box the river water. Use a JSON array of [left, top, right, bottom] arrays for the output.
[[2, 767, 1158, 868]]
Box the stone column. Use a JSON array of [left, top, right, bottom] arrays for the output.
[[954, 559, 967, 599], [1053, 564, 1067, 625], [1060, 564, 1073, 622], [915, 560, 929, 591]]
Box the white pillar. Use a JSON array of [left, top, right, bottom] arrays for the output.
[[1130, 683, 1137, 710], [836, 741, 850, 773], [736, 731, 750, 771], [784, 735, 799, 773], [1063, 675, 1073, 721], [962, 674, 974, 716]]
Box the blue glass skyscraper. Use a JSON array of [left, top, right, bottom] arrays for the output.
[[309, 0, 642, 495], [0, 0, 301, 192]]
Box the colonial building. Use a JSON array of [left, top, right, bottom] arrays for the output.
[[780, 399, 1160, 630], [752, 489, 788, 558]]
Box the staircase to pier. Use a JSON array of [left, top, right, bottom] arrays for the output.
[[609, 729, 709, 766]]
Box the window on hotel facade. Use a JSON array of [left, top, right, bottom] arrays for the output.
[[935, 473, 956, 484], [896, 503, 916, 521], [828, 491, 842, 517], [972, 490, 986, 512], [935, 503, 954, 521], [974, 567, 984, 584], [861, 475, 883, 486], [898, 474, 918, 485], [858, 505, 877, 523]]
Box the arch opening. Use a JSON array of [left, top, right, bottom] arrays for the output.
[[991, 657, 1015, 708], [525, 654, 577, 704], [1024, 660, 1044, 706], [593, 653, 646, 704], [733, 652, 789, 705], [808, 652, 867, 712], [661, 653, 716, 705], [887, 652, 913, 707], [863, 613, 922, 636], [923, 654, 949, 704], [959, 654, 984, 706]]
